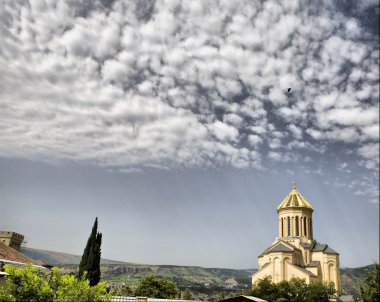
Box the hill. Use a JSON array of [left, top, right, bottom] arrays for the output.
[[22, 247, 374, 300], [22, 247, 126, 265]]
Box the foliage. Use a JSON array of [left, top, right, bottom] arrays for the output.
[[79, 217, 103, 286], [135, 274, 179, 299], [251, 276, 336, 302], [0, 264, 112, 302], [181, 288, 193, 300], [251, 276, 279, 301], [0, 264, 53, 302], [359, 262, 380, 302]]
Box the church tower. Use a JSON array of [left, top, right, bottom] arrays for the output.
[[252, 181, 341, 293], [277, 180, 314, 242]]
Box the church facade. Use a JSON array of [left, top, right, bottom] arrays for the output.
[[252, 181, 341, 293]]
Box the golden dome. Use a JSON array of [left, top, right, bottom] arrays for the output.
[[277, 180, 313, 212]]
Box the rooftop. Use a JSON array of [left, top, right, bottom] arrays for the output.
[[0, 242, 44, 266], [277, 180, 313, 211]]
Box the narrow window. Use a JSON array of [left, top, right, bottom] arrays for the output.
[[309, 219, 313, 238], [295, 216, 299, 236], [304, 217, 307, 236], [287, 216, 291, 236], [281, 218, 284, 237]]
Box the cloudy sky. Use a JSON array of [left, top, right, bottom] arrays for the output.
[[0, 0, 378, 269]]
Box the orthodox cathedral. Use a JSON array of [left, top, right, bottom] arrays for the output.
[[252, 181, 341, 293]]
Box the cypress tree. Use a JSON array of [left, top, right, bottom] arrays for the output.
[[78, 217, 102, 286]]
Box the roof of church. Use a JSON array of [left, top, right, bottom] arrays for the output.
[[312, 243, 339, 255], [0, 242, 44, 266], [293, 265, 318, 277], [305, 261, 320, 267], [259, 241, 299, 256], [277, 180, 313, 211], [300, 242, 313, 248]]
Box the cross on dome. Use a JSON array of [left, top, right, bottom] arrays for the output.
[[292, 178, 297, 190]]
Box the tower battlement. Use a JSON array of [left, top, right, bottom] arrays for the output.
[[0, 231, 25, 252]]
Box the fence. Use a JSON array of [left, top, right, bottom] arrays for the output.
[[112, 297, 148, 302]]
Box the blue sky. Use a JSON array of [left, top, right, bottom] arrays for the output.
[[0, 0, 378, 269]]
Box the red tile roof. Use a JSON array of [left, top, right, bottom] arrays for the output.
[[0, 242, 45, 266]]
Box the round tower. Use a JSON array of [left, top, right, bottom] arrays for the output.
[[277, 180, 314, 243]]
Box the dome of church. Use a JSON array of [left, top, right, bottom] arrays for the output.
[[277, 181, 313, 211]]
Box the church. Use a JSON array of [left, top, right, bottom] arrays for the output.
[[252, 181, 341, 293]]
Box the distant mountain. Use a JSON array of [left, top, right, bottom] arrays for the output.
[[22, 247, 126, 265]]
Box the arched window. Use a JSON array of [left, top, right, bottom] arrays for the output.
[[281, 218, 284, 237], [287, 216, 291, 236], [295, 216, 299, 236]]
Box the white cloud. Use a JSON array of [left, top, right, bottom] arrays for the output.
[[0, 0, 378, 176], [209, 121, 239, 142], [247, 135, 263, 146], [358, 143, 379, 159]]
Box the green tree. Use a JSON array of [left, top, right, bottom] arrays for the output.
[[135, 275, 179, 299], [0, 264, 53, 302], [181, 288, 193, 300], [79, 217, 102, 286], [251, 276, 279, 301], [288, 278, 308, 302], [251, 277, 334, 302], [359, 262, 380, 302], [0, 264, 112, 302], [306, 281, 333, 302], [276, 280, 291, 301]]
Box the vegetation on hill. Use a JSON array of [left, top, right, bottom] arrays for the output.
[[21, 247, 377, 301], [340, 264, 378, 299], [358, 262, 379, 302], [22, 247, 124, 265]]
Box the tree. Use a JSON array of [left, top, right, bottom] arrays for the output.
[[181, 288, 193, 300], [288, 278, 308, 302], [251, 277, 334, 302], [306, 281, 334, 302], [251, 276, 279, 301], [0, 264, 53, 302], [135, 275, 179, 299], [0, 264, 112, 302], [79, 217, 102, 286], [359, 262, 380, 302]]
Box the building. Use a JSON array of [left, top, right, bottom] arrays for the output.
[[219, 295, 268, 302], [252, 181, 341, 293], [0, 231, 24, 252]]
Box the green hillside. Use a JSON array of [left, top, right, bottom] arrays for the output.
[[22, 247, 126, 265], [22, 247, 374, 300]]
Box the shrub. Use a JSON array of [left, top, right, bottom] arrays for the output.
[[0, 264, 112, 302]]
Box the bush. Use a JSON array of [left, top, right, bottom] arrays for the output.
[[0, 264, 112, 302], [135, 275, 179, 299], [251, 277, 335, 302]]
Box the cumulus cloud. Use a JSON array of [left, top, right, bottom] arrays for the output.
[[0, 0, 378, 178]]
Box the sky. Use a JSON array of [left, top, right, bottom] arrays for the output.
[[0, 0, 379, 269]]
